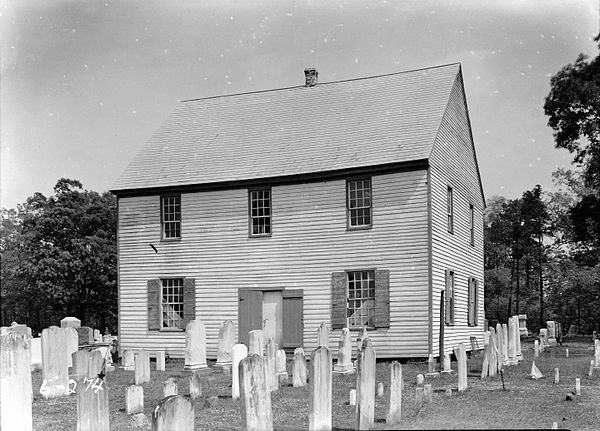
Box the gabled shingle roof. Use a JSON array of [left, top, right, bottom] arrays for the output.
[[111, 63, 461, 193]]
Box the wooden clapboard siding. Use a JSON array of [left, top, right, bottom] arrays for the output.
[[118, 169, 430, 358], [429, 70, 485, 356]]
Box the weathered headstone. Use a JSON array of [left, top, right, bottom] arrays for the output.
[[426, 354, 439, 376], [135, 349, 151, 385], [31, 337, 42, 370], [513, 316, 523, 360], [416, 374, 424, 386], [594, 339, 600, 367], [495, 323, 504, 368], [232, 343, 248, 400], [156, 351, 166, 371], [215, 320, 235, 369], [317, 321, 329, 348], [480, 343, 490, 379], [41, 326, 70, 398], [566, 324, 577, 337], [152, 395, 194, 431], [518, 314, 528, 336], [554, 368, 560, 384], [293, 347, 307, 388], [122, 349, 135, 371], [333, 328, 353, 374], [356, 339, 375, 430], [534, 340, 540, 358], [386, 361, 402, 425], [248, 329, 264, 356], [61, 316, 81, 329], [93, 329, 102, 343], [501, 323, 509, 363], [506, 317, 517, 365], [356, 327, 369, 354], [77, 327, 94, 346], [309, 346, 332, 431], [189, 371, 202, 400], [163, 377, 178, 397], [454, 344, 468, 392], [72, 350, 91, 379], [565, 348, 569, 358], [488, 328, 498, 377], [265, 338, 278, 392], [441, 354, 452, 374], [276, 349, 288, 382], [589, 360, 595, 377], [414, 387, 424, 413], [483, 330, 490, 346], [423, 384, 432, 403], [239, 354, 273, 431], [349, 389, 357, 406], [7, 322, 32, 338], [126, 385, 144, 415], [64, 327, 78, 368], [184, 320, 208, 371], [547, 321, 557, 346], [1, 332, 33, 431], [539, 328, 549, 349], [76, 350, 109, 431], [575, 378, 581, 395]]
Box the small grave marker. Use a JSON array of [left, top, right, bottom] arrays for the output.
[[293, 347, 307, 388], [156, 351, 166, 372], [333, 328, 353, 374], [265, 338, 278, 392], [575, 378, 580, 395], [423, 384, 432, 403], [454, 344, 468, 392], [554, 368, 559, 384], [122, 350, 135, 371], [184, 320, 208, 371], [386, 361, 402, 425], [248, 329, 264, 356], [317, 321, 329, 348], [163, 377, 178, 397], [349, 389, 357, 406], [152, 395, 194, 431], [215, 320, 235, 369], [189, 371, 202, 400], [126, 385, 144, 415], [61, 316, 81, 329], [377, 382, 384, 398], [135, 349, 151, 385]]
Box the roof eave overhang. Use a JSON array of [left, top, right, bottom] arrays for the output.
[[110, 158, 430, 198]]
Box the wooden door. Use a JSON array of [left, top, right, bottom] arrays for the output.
[[238, 289, 263, 346], [282, 289, 303, 349]]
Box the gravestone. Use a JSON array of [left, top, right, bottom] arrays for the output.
[[184, 320, 208, 371], [333, 328, 353, 374], [1, 332, 33, 431], [594, 340, 600, 367], [122, 350, 135, 371], [513, 316, 523, 360], [41, 326, 70, 398], [423, 384, 433, 403], [317, 321, 329, 348], [480, 343, 490, 379], [453, 344, 468, 392], [152, 395, 194, 431], [349, 389, 356, 406], [293, 347, 307, 388], [276, 349, 288, 382], [501, 324, 509, 364], [483, 330, 490, 346], [386, 361, 402, 425], [506, 317, 517, 365], [416, 374, 424, 386], [156, 351, 166, 371], [93, 329, 102, 343], [239, 354, 273, 431], [539, 328, 549, 349], [534, 340, 540, 358], [77, 327, 94, 346], [248, 329, 264, 356], [71, 350, 91, 379], [414, 387, 424, 412], [547, 321, 557, 346], [135, 349, 151, 385], [7, 322, 32, 338], [189, 371, 202, 400], [31, 337, 42, 370], [76, 350, 109, 431], [426, 354, 439, 376], [356, 327, 369, 353], [163, 377, 178, 397], [377, 382, 384, 398], [232, 344, 248, 400], [215, 320, 235, 369], [64, 327, 78, 368], [441, 354, 452, 374], [566, 324, 577, 337], [488, 328, 498, 377], [126, 385, 144, 415], [265, 338, 278, 392], [61, 316, 81, 329], [495, 324, 505, 371], [518, 314, 528, 336], [309, 346, 332, 431], [575, 378, 580, 395], [356, 339, 375, 430], [554, 368, 560, 384]]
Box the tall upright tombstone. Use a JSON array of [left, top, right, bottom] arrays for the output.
[[333, 328, 353, 374], [77, 327, 94, 346], [122, 350, 135, 371], [453, 344, 468, 392], [61, 316, 81, 329], [356, 327, 369, 354], [386, 361, 402, 426], [215, 320, 235, 369], [64, 327, 79, 368], [77, 350, 109, 431], [248, 329, 264, 356], [72, 350, 91, 379], [31, 337, 42, 370], [156, 351, 166, 372], [232, 344, 248, 400], [539, 329, 549, 350], [293, 347, 307, 388], [317, 321, 329, 348], [152, 395, 194, 431], [1, 332, 33, 431], [309, 347, 332, 431], [501, 324, 509, 363], [356, 339, 376, 430], [184, 320, 208, 371], [488, 328, 498, 377], [276, 349, 288, 380], [41, 326, 70, 398], [265, 338, 278, 392], [189, 371, 202, 400], [506, 317, 517, 365], [135, 349, 151, 385], [514, 317, 523, 360], [495, 323, 505, 368], [547, 321, 557, 346], [239, 354, 273, 431], [594, 339, 600, 368]]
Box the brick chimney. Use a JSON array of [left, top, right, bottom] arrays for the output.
[[304, 67, 318, 87]]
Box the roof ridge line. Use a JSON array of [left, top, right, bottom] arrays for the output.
[[179, 62, 462, 103]]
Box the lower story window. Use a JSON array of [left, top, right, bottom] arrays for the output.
[[347, 270, 375, 328], [162, 278, 184, 329]]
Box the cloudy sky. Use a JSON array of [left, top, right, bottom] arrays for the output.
[[1, 0, 598, 209]]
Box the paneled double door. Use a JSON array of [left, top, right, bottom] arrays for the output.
[[238, 288, 303, 350]]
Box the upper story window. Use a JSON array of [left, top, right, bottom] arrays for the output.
[[469, 204, 475, 246], [347, 270, 376, 328], [447, 186, 454, 234], [347, 179, 372, 229], [249, 188, 271, 236], [161, 195, 181, 239], [161, 278, 184, 329]]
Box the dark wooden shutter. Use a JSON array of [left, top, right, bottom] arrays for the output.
[[474, 279, 479, 325], [282, 289, 303, 348], [238, 289, 263, 346], [374, 270, 390, 328], [147, 279, 161, 331], [182, 278, 196, 328], [445, 270, 452, 325], [331, 272, 347, 329]]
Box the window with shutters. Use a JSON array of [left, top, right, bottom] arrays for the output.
[[161, 195, 181, 239], [468, 277, 478, 326], [347, 270, 375, 328], [249, 188, 271, 237], [445, 270, 455, 325], [161, 278, 184, 329], [347, 179, 372, 229], [447, 186, 454, 234]]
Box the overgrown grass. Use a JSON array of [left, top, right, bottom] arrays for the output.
[[32, 339, 600, 430]]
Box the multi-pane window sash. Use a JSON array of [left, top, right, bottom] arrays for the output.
[[447, 186, 454, 234], [249, 189, 271, 236], [348, 179, 372, 228], [162, 279, 184, 329], [445, 270, 455, 325], [347, 270, 375, 328], [468, 277, 478, 326], [161, 195, 181, 239]]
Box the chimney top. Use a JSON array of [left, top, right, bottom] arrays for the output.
[[304, 67, 318, 87]]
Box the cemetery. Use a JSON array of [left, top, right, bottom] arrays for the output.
[[1, 318, 599, 430]]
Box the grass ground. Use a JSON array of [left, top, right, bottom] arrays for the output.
[[32, 338, 600, 430]]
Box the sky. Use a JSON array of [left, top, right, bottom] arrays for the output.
[[1, 0, 599, 209]]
